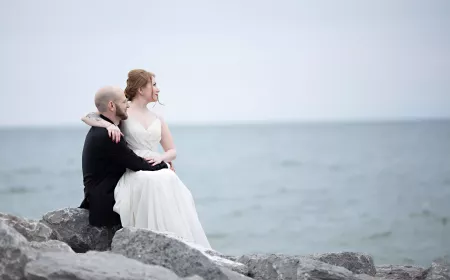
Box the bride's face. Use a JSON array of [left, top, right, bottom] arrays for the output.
[[141, 78, 160, 102]]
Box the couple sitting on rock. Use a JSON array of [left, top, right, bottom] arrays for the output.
[[79, 69, 211, 249]]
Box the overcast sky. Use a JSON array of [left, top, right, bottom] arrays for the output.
[[0, 0, 449, 126]]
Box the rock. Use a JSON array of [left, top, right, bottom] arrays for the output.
[[24, 251, 197, 280], [40, 207, 118, 253], [184, 277, 204, 280], [220, 267, 254, 279], [0, 212, 55, 242], [309, 251, 376, 276], [238, 253, 363, 280], [198, 248, 248, 275], [204, 249, 239, 262], [111, 227, 230, 280], [375, 264, 427, 280], [0, 220, 28, 246], [426, 256, 450, 280], [237, 253, 297, 280], [0, 221, 38, 280], [143, 231, 248, 275], [207, 254, 248, 276], [357, 274, 388, 280], [5, 208, 450, 280], [296, 256, 362, 280], [28, 240, 74, 253]]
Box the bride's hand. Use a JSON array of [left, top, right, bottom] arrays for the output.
[[145, 156, 163, 166], [106, 124, 123, 143], [168, 162, 176, 173]]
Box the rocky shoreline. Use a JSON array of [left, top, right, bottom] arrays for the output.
[[1, 208, 448, 280]]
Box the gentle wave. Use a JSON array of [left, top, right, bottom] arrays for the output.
[[0, 185, 35, 194]]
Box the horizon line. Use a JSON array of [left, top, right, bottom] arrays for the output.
[[0, 116, 449, 129]]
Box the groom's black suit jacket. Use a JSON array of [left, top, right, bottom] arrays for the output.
[[79, 115, 168, 227]]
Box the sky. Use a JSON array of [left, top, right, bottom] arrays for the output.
[[0, 0, 449, 126]]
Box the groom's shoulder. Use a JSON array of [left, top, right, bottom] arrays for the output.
[[85, 127, 110, 142]]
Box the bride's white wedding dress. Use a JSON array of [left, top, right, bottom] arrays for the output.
[[112, 116, 211, 249]]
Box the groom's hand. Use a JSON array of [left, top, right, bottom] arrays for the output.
[[145, 155, 163, 166]]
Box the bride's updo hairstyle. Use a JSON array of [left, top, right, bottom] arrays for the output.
[[124, 69, 155, 101]]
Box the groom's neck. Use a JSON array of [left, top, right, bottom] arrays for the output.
[[101, 112, 120, 126]]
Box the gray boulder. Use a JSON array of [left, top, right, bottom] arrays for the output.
[[204, 249, 239, 262], [309, 251, 376, 276], [198, 247, 248, 275], [375, 264, 427, 280], [358, 274, 388, 280], [24, 251, 196, 280], [40, 207, 118, 253], [111, 227, 232, 280], [426, 256, 450, 280], [219, 267, 254, 280], [28, 240, 74, 253], [238, 253, 366, 280], [0, 212, 55, 242], [296, 257, 365, 280], [0, 221, 38, 280]]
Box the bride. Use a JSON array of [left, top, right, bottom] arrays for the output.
[[81, 69, 211, 249]]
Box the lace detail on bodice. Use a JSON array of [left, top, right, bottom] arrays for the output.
[[120, 117, 161, 157]]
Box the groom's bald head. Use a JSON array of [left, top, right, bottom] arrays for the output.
[[94, 86, 123, 113]]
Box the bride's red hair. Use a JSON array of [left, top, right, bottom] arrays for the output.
[[124, 69, 155, 101]]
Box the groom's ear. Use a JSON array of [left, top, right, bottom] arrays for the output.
[[108, 100, 115, 111]]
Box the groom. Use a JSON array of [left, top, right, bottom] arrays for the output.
[[79, 86, 168, 228]]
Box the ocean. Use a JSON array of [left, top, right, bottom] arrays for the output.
[[0, 120, 449, 266]]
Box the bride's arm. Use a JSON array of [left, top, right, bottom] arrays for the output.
[[81, 112, 111, 128], [81, 112, 123, 143], [159, 118, 177, 163]]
